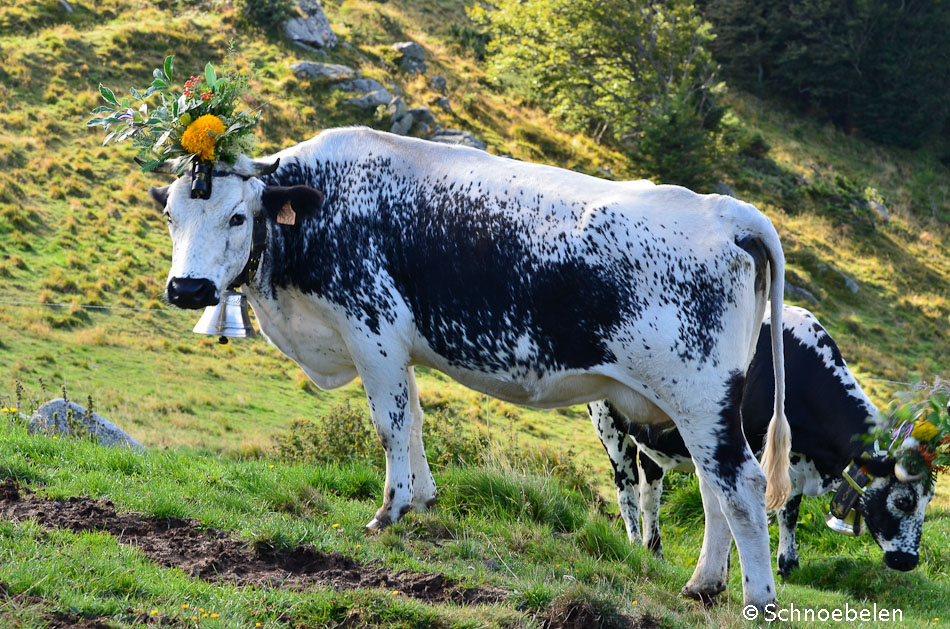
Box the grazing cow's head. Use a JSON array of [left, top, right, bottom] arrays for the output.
[[147, 156, 323, 309], [857, 455, 935, 571]]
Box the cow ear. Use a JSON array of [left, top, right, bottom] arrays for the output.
[[149, 185, 170, 209], [260, 185, 324, 226], [860, 456, 896, 478]]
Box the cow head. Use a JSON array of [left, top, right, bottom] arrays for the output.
[[856, 455, 935, 571], [147, 156, 323, 309]]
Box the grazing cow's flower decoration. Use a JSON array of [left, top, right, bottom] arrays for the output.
[[88, 55, 260, 175], [869, 383, 950, 492]]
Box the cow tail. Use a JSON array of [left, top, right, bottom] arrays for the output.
[[757, 223, 791, 511]]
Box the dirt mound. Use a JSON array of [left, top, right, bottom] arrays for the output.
[[0, 481, 505, 606], [539, 598, 665, 629]]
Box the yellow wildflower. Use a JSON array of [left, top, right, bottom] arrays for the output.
[[911, 420, 940, 442], [332, 523, 340, 528], [151, 610, 159, 615], [182, 604, 189, 609], [181, 114, 225, 162], [210, 613, 219, 618]]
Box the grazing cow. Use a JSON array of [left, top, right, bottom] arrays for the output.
[[147, 127, 790, 609], [591, 304, 935, 578]]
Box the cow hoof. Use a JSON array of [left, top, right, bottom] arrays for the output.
[[681, 583, 725, 606], [366, 518, 386, 531], [777, 555, 798, 581], [411, 493, 438, 513]]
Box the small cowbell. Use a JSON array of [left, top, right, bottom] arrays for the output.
[[192, 289, 256, 344], [825, 464, 869, 536]]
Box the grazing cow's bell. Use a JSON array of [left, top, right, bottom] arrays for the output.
[[825, 463, 870, 536], [192, 289, 256, 345]]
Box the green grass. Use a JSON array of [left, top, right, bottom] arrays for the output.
[[2, 0, 950, 626], [1, 415, 948, 627]]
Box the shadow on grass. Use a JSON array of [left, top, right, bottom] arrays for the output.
[[790, 556, 950, 605]]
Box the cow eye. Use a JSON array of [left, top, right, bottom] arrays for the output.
[[162, 210, 172, 225], [229, 214, 246, 227], [894, 496, 913, 512]]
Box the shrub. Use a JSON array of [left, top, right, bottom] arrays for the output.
[[234, 0, 296, 32], [473, 0, 727, 184]]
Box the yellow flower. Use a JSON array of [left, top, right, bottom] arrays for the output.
[[911, 420, 940, 442], [151, 609, 159, 615], [210, 613, 219, 618], [180, 114, 225, 162], [182, 604, 189, 609], [332, 523, 340, 528]]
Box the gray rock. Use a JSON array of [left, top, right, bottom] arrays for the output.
[[345, 89, 392, 109], [785, 283, 819, 304], [393, 41, 426, 74], [430, 128, 487, 151], [713, 182, 736, 198], [335, 77, 389, 94], [285, 0, 337, 50], [832, 269, 859, 294], [390, 115, 413, 135], [869, 200, 890, 222], [430, 75, 447, 93], [29, 399, 143, 451], [291, 62, 355, 80], [388, 96, 408, 121], [408, 107, 435, 128], [433, 96, 452, 113]]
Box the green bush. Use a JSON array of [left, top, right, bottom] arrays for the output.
[[702, 0, 950, 149], [234, 0, 296, 32], [473, 0, 727, 185]]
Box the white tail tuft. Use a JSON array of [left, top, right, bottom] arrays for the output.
[[759, 236, 790, 510]]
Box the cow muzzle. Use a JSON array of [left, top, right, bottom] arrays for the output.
[[883, 550, 918, 571], [167, 277, 219, 309]]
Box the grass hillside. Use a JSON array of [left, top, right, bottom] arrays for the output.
[[1, 0, 949, 627]]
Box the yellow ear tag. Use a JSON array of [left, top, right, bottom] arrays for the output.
[[276, 201, 296, 225]]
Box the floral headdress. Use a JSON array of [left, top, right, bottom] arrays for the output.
[[867, 381, 950, 492], [88, 55, 260, 178]]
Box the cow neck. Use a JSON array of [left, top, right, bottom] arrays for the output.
[[229, 213, 267, 290]]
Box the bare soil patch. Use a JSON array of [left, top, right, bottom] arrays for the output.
[[539, 598, 665, 629], [0, 481, 505, 606]]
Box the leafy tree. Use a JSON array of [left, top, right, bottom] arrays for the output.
[[472, 0, 727, 189], [701, 0, 950, 148]]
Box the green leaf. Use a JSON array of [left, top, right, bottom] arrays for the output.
[[153, 68, 164, 81], [151, 78, 168, 90], [102, 130, 116, 145], [90, 106, 114, 114], [130, 86, 143, 102], [153, 129, 172, 152], [164, 55, 174, 82], [98, 84, 119, 105], [205, 62, 217, 89]]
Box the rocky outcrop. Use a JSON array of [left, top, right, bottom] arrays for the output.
[[392, 41, 426, 74], [285, 0, 337, 51], [429, 128, 487, 151], [291, 62, 355, 80], [28, 399, 144, 451]]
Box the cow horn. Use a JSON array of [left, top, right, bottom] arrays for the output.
[[894, 462, 924, 483], [231, 155, 280, 178]]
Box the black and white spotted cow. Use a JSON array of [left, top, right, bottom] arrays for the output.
[[591, 304, 935, 579], [147, 127, 791, 609]]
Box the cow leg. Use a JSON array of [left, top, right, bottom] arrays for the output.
[[407, 368, 437, 512], [682, 474, 734, 602], [776, 493, 802, 580], [677, 375, 777, 611], [589, 401, 641, 542], [361, 362, 415, 530], [638, 453, 665, 558]]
